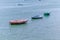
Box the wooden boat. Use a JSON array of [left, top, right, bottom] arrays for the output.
[[10, 19, 27, 25], [32, 15, 43, 19]]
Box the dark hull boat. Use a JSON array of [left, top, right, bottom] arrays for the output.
[[32, 15, 43, 19], [44, 12, 50, 16], [18, 4, 23, 6], [10, 20, 27, 25], [32, 17, 43, 19]]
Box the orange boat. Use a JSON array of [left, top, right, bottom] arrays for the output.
[[10, 20, 28, 25]]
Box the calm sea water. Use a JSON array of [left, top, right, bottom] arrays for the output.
[[0, 0, 60, 40]]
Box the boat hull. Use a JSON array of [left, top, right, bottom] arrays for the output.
[[10, 20, 27, 25], [32, 16, 43, 19]]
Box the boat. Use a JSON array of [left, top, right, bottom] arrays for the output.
[[32, 15, 43, 19], [18, 4, 23, 6], [9, 19, 28, 25], [44, 12, 50, 16]]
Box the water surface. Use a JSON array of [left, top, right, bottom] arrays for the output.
[[0, 0, 60, 40]]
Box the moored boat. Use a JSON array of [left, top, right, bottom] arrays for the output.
[[44, 12, 50, 16], [18, 4, 23, 6], [10, 19, 28, 25], [32, 15, 43, 19]]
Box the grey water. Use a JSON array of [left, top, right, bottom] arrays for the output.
[[0, 0, 60, 40]]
